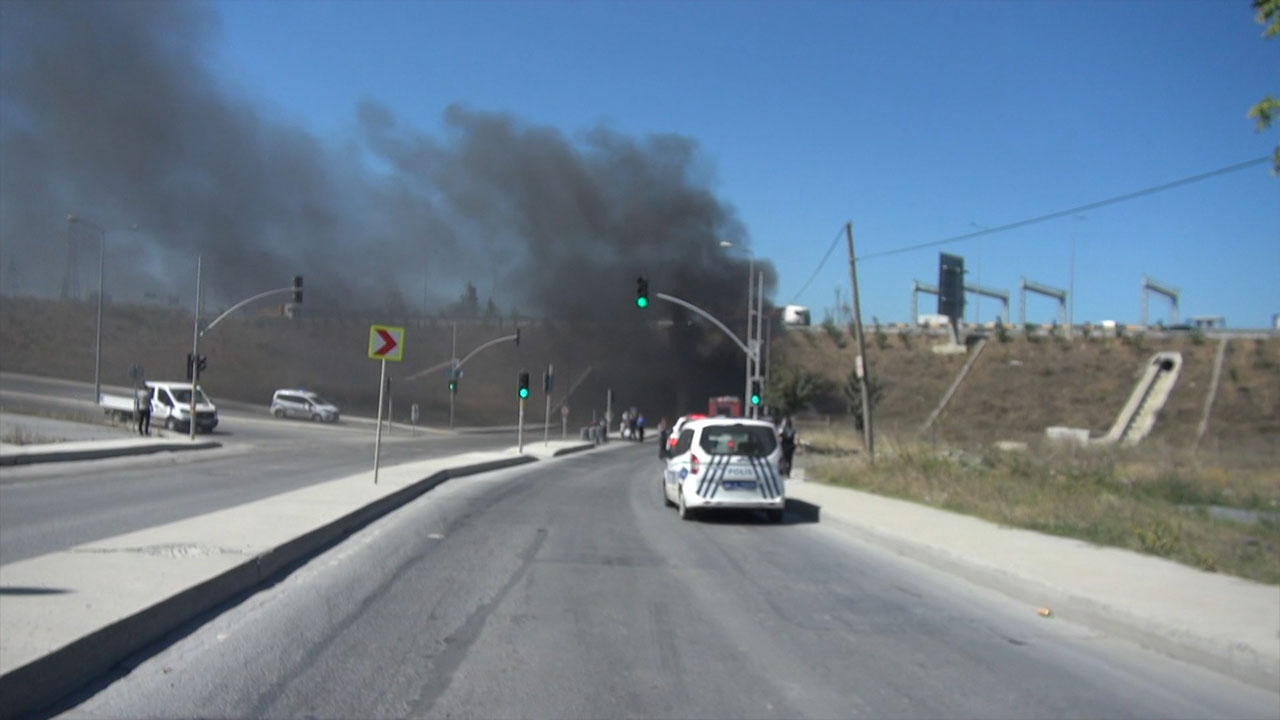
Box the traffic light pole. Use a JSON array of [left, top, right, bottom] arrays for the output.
[[187, 276, 303, 440], [517, 397, 525, 454], [188, 256, 202, 441], [449, 323, 457, 429], [652, 293, 760, 415], [747, 267, 757, 415]]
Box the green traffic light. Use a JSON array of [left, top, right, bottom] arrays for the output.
[[751, 394, 761, 405], [636, 297, 648, 308], [519, 388, 529, 399]]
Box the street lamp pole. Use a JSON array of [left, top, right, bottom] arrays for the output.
[[722, 240, 755, 418], [69, 215, 136, 403]]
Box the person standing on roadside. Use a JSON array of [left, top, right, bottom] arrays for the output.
[[135, 383, 154, 436], [637, 413, 646, 442], [657, 417, 670, 459], [779, 416, 797, 477]]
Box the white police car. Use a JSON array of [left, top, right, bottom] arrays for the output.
[[270, 389, 340, 423], [661, 417, 785, 522]]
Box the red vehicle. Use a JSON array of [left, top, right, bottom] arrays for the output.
[[707, 395, 742, 418]]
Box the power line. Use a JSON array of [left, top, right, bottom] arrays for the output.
[[856, 156, 1270, 262], [787, 225, 845, 304]]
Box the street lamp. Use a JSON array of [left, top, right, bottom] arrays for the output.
[[1069, 215, 1085, 331], [720, 239, 761, 418], [68, 215, 138, 404], [969, 221, 988, 325]]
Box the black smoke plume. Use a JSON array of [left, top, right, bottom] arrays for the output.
[[0, 0, 776, 416], [1, 0, 772, 315]]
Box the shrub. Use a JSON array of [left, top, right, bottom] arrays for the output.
[[822, 317, 847, 348]]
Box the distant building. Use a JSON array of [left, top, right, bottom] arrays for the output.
[[1188, 316, 1226, 329]]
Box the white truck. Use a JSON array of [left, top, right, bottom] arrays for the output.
[[100, 381, 219, 433]]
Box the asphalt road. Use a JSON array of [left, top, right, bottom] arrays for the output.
[[0, 375, 522, 565], [57, 445, 1278, 719]]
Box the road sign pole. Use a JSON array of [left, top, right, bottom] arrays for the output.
[[374, 358, 386, 484]]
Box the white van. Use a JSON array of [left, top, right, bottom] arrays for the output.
[[662, 418, 785, 522], [147, 381, 218, 433]]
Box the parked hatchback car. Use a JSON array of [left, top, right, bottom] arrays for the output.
[[270, 389, 340, 423], [662, 417, 784, 522]]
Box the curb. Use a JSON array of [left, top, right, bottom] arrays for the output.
[[808, 498, 1280, 692], [551, 443, 597, 457], [0, 454, 536, 720], [0, 441, 222, 467]]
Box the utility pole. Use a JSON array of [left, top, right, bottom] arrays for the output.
[[845, 222, 875, 464]]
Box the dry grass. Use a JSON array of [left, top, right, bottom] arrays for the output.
[[799, 428, 1280, 585], [0, 426, 59, 446]]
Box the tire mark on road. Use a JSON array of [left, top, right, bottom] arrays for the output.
[[409, 526, 549, 717]]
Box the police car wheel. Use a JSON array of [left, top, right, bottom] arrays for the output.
[[272, 407, 285, 418], [662, 480, 676, 508], [165, 417, 176, 431], [311, 413, 321, 422], [678, 489, 695, 521]]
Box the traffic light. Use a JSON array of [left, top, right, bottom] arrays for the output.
[[635, 276, 649, 309], [518, 371, 530, 399], [185, 353, 194, 381], [750, 378, 762, 407], [292, 275, 304, 304], [448, 378, 457, 392], [197, 355, 208, 375]]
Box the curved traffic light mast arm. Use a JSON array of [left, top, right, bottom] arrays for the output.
[[402, 358, 455, 383], [200, 286, 297, 337], [400, 331, 520, 384], [654, 292, 756, 361], [455, 332, 519, 370]]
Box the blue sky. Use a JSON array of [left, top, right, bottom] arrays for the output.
[[210, 0, 1278, 327]]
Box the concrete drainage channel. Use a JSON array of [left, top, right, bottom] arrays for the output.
[[0, 445, 597, 720]]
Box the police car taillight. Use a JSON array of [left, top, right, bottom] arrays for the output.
[[690, 454, 700, 475]]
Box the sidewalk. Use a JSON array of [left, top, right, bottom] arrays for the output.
[[785, 479, 1280, 692], [0, 438, 601, 719]]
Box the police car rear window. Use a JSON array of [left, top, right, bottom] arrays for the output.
[[698, 425, 777, 457]]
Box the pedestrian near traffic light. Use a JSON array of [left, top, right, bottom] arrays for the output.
[[135, 384, 153, 436]]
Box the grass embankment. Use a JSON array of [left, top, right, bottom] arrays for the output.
[[801, 429, 1280, 585]]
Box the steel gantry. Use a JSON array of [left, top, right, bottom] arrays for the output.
[[912, 280, 1008, 325], [1019, 277, 1068, 329], [1141, 275, 1180, 327]]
